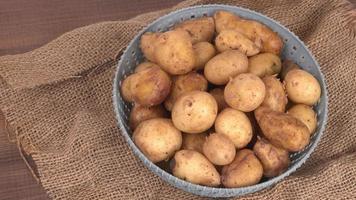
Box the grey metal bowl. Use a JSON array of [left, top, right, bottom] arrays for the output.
[[113, 5, 328, 198]]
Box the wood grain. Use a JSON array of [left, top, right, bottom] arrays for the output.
[[0, 0, 182, 199]]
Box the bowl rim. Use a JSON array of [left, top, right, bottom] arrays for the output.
[[112, 4, 328, 197]]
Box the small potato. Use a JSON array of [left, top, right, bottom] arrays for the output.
[[182, 132, 207, 154], [133, 118, 182, 163], [129, 104, 168, 130], [280, 60, 300, 80], [120, 75, 134, 102], [254, 107, 310, 152], [215, 30, 261, 56], [213, 10, 241, 33], [215, 108, 253, 149], [134, 62, 160, 73], [164, 72, 208, 111], [174, 17, 215, 44], [224, 73, 266, 112], [233, 19, 283, 55], [154, 30, 196, 75], [253, 137, 290, 177], [221, 149, 263, 188], [130, 67, 171, 106], [287, 104, 317, 135], [193, 42, 216, 70], [203, 133, 236, 165], [204, 50, 248, 85], [171, 150, 220, 186], [248, 53, 282, 77], [261, 76, 288, 112], [213, 11, 283, 55], [172, 91, 218, 134], [209, 88, 228, 112], [284, 69, 321, 105], [140, 32, 160, 62]]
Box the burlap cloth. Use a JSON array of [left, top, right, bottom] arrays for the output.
[[0, 0, 355, 199]]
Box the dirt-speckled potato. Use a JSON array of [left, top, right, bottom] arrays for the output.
[[284, 69, 321, 106], [140, 32, 160, 62], [133, 118, 182, 163], [203, 133, 236, 165], [193, 42, 216, 70], [287, 104, 317, 135], [129, 104, 168, 130], [215, 30, 261, 56], [213, 10, 241, 33], [253, 137, 290, 177], [249, 53, 282, 77], [182, 132, 207, 154], [280, 60, 300, 80], [254, 107, 310, 152], [215, 108, 253, 149], [134, 62, 160, 73], [213, 10, 283, 55], [204, 50, 248, 85], [261, 76, 288, 112], [172, 91, 218, 134], [209, 88, 228, 112], [174, 17, 215, 44], [224, 73, 266, 112], [164, 72, 208, 111], [221, 149, 263, 188], [130, 67, 171, 106], [154, 30, 196, 75], [121, 75, 134, 102], [171, 150, 220, 186]]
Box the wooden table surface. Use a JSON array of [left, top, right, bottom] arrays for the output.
[[0, 1, 182, 199], [1, 0, 355, 199]]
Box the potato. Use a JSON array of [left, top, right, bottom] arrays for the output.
[[224, 73, 266, 112], [140, 32, 160, 62], [261, 76, 288, 112], [221, 149, 263, 188], [215, 108, 253, 149], [204, 50, 248, 85], [171, 150, 220, 186], [129, 104, 168, 130], [280, 60, 300, 80], [213, 10, 283, 55], [284, 69, 321, 105], [213, 10, 240, 33], [164, 72, 208, 111], [253, 137, 290, 177], [215, 30, 261, 56], [121, 75, 134, 102], [174, 17, 215, 44], [254, 106, 310, 152], [248, 53, 282, 77], [203, 133, 236, 165], [287, 104, 317, 135], [193, 42, 216, 70], [182, 132, 207, 154], [130, 67, 171, 106], [133, 118, 182, 163], [154, 30, 196, 75], [134, 62, 160, 73], [209, 88, 228, 112], [172, 91, 218, 134]]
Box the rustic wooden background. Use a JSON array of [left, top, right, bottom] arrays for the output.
[[0, 0, 355, 199]]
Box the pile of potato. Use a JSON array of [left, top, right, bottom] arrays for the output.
[[121, 10, 321, 188]]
